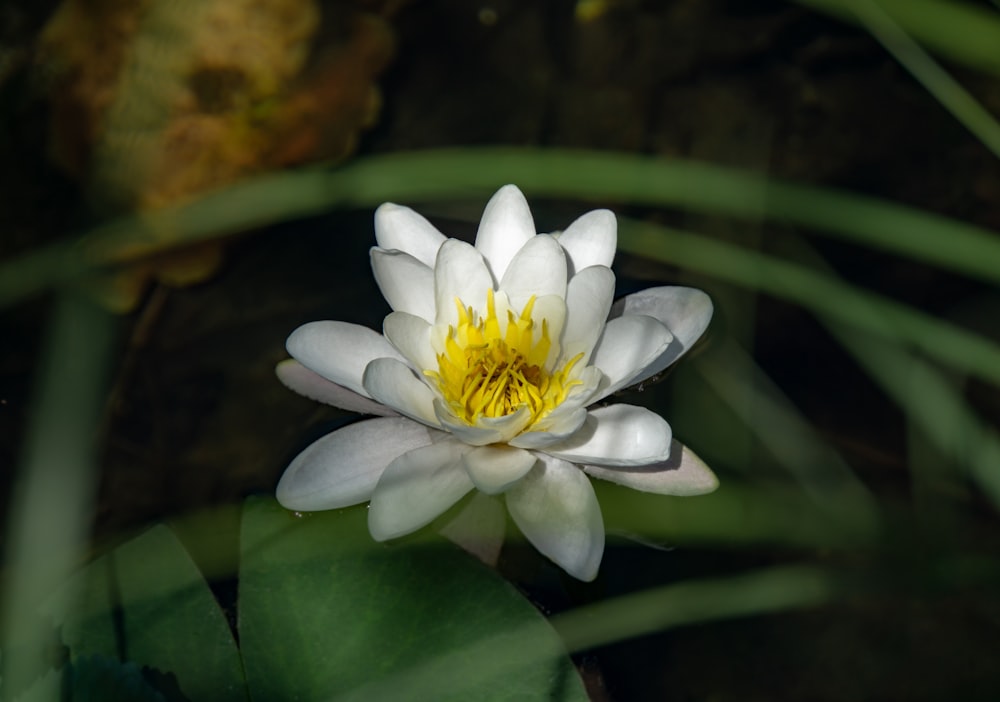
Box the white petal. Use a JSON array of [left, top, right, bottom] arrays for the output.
[[543, 404, 672, 467], [434, 239, 495, 327], [462, 445, 538, 494], [276, 360, 398, 417], [508, 407, 588, 449], [583, 440, 719, 496], [608, 286, 713, 385], [370, 249, 437, 322], [511, 366, 602, 449], [556, 209, 617, 274], [383, 311, 437, 372], [529, 294, 567, 370], [374, 203, 447, 267], [276, 417, 439, 511], [286, 321, 403, 398], [368, 439, 474, 540], [588, 315, 672, 401], [498, 234, 567, 311], [474, 184, 536, 284], [506, 455, 604, 581], [362, 358, 439, 426], [438, 492, 507, 566], [434, 402, 532, 446], [561, 266, 615, 364], [434, 401, 503, 445]]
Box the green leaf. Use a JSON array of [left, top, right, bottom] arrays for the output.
[[46, 526, 246, 702], [237, 497, 587, 702]]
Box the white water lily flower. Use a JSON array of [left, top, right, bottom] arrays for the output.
[[275, 185, 718, 581]]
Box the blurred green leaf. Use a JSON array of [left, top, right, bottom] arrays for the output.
[[237, 497, 587, 702], [553, 564, 841, 653], [789, 0, 1000, 75], [597, 480, 876, 549], [1, 293, 116, 698], [47, 525, 247, 702], [829, 324, 1000, 509], [616, 219, 1000, 389], [805, 0, 1000, 159], [4, 148, 1000, 306]]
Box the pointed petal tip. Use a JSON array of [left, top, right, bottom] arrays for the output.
[[374, 203, 447, 268], [276, 359, 399, 416], [496, 183, 526, 198], [276, 417, 438, 511], [506, 456, 605, 582], [583, 440, 720, 496], [476, 185, 537, 283]]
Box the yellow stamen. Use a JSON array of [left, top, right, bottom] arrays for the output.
[[425, 290, 583, 427]]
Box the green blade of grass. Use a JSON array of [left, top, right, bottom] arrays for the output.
[[781, 234, 1000, 510], [829, 323, 1000, 509], [0, 292, 116, 695], [551, 564, 840, 653], [617, 218, 1000, 390], [844, 0, 1000, 159], [3, 148, 1000, 306], [695, 340, 879, 528], [789, 0, 1000, 75]]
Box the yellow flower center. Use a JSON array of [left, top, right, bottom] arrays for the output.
[[426, 289, 583, 426]]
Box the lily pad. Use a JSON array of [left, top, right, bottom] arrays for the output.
[[46, 524, 246, 702], [238, 496, 587, 702]]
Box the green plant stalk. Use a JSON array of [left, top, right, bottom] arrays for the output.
[[0, 292, 116, 695]]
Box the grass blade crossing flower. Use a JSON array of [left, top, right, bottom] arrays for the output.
[[275, 185, 717, 581]]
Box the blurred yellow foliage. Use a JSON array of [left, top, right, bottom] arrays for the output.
[[39, 0, 396, 310]]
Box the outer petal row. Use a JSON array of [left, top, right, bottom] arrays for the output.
[[609, 286, 713, 386], [589, 315, 673, 401], [286, 321, 404, 398], [276, 417, 441, 511], [276, 359, 398, 417], [369, 438, 474, 540], [583, 440, 718, 496]]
